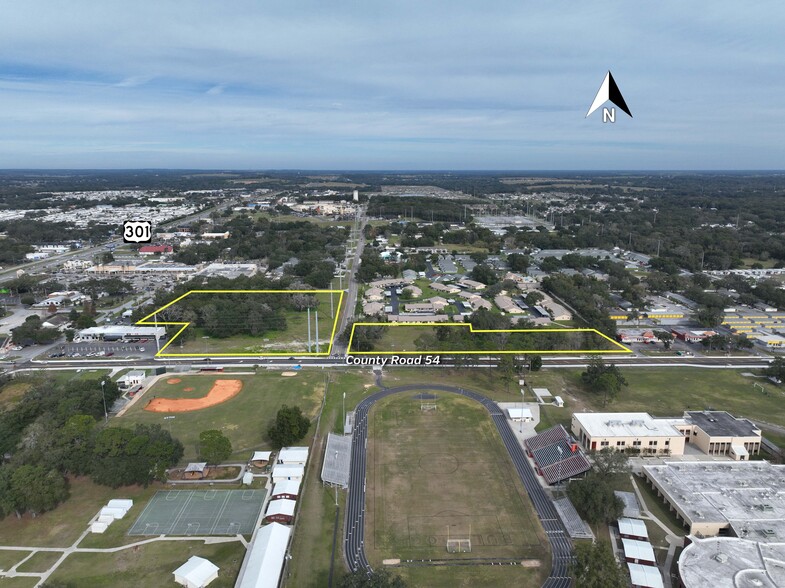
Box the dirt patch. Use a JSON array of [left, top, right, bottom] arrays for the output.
[[281, 371, 298, 377], [183, 387, 195, 392], [166, 378, 182, 384], [144, 379, 243, 413]]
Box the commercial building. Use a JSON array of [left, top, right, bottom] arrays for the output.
[[75, 325, 166, 342], [642, 461, 785, 539], [571, 411, 761, 460], [571, 412, 686, 455]]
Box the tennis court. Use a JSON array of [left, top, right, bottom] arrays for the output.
[[128, 489, 266, 536]]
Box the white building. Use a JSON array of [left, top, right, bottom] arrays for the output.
[[272, 463, 305, 484], [75, 326, 165, 342], [277, 447, 309, 465], [173, 556, 219, 588], [118, 370, 146, 389], [236, 522, 291, 588], [507, 407, 533, 422]]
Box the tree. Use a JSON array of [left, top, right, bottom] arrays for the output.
[[528, 355, 543, 371], [268, 405, 310, 448], [567, 474, 624, 524], [101, 251, 114, 264], [766, 357, 785, 383], [570, 541, 626, 588], [581, 357, 628, 406], [591, 447, 632, 478], [198, 430, 233, 465], [507, 253, 530, 273], [11, 465, 69, 516], [339, 569, 407, 588], [697, 305, 725, 328], [655, 330, 674, 349], [470, 264, 498, 286], [498, 355, 515, 393], [75, 314, 96, 329], [20, 294, 35, 306]]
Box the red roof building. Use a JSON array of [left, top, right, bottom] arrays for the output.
[[139, 245, 173, 255]]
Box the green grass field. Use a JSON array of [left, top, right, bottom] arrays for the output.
[[14, 550, 62, 573], [391, 564, 547, 588], [0, 576, 38, 587], [0, 477, 158, 548], [159, 291, 341, 355], [366, 394, 548, 571], [0, 382, 32, 411], [0, 550, 31, 571], [117, 372, 326, 463], [47, 539, 245, 588]]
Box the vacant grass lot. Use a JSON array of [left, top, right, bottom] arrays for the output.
[[161, 291, 340, 355], [366, 394, 548, 573], [48, 540, 245, 588], [117, 372, 326, 463], [0, 477, 157, 548]]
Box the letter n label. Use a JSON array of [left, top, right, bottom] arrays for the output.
[[603, 107, 616, 123]]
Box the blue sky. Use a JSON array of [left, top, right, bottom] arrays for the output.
[[0, 1, 783, 169]]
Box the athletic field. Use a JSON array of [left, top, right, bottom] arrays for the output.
[[365, 393, 548, 564], [128, 489, 265, 536]]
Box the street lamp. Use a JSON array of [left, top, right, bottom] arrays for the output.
[[100, 379, 108, 422]]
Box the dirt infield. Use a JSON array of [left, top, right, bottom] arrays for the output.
[[144, 380, 243, 413], [166, 378, 182, 384]]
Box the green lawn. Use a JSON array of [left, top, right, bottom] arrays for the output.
[[14, 550, 62, 573], [117, 372, 326, 463], [0, 477, 157, 548], [0, 577, 38, 587], [48, 539, 245, 588], [0, 381, 32, 411], [389, 564, 547, 588], [0, 550, 31, 571], [383, 367, 525, 403]]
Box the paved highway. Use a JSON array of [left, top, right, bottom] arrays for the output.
[[343, 383, 573, 588]]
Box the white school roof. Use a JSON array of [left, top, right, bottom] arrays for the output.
[[622, 538, 656, 562], [272, 463, 304, 479], [266, 499, 296, 518], [173, 555, 219, 588], [278, 447, 309, 463], [507, 407, 533, 420], [272, 479, 301, 498], [107, 498, 133, 510], [619, 517, 649, 539], [99, 506, 127, 519], [574, 412, 682, 438], [251, 451, 272, 462], [237, 522, 291, 588], [90, 522, 108, 533], [627, 563, 663, 588]]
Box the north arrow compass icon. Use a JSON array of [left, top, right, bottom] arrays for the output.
[[586, 71, 632, 119]]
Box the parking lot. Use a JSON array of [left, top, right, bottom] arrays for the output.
[[47, 340, 160, 359]]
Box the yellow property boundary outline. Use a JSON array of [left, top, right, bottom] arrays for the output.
[[347, 322, 633, 355], [137, 289, 345, 357]]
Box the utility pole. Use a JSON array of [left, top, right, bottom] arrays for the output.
[[315, 310, 320, 353], [307, 307, 312, 352], [100, 379, 108, 422]]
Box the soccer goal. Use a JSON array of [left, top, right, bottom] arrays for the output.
[[446, 538, 472, 553], [420, 402, 438, 412]]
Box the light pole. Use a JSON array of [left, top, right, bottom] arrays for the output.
[[100, 379, 108, 422]]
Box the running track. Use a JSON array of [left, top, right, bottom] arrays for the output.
[[343, 384, 573, 588]]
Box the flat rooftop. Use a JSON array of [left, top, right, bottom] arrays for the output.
[[678, 536, 785, 588], [573, 412, 682, 438], [643, 461, 785, 542], [686, 411, 761, 438]]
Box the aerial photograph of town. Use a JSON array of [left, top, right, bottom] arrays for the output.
[[0, 2, 783, 588]]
